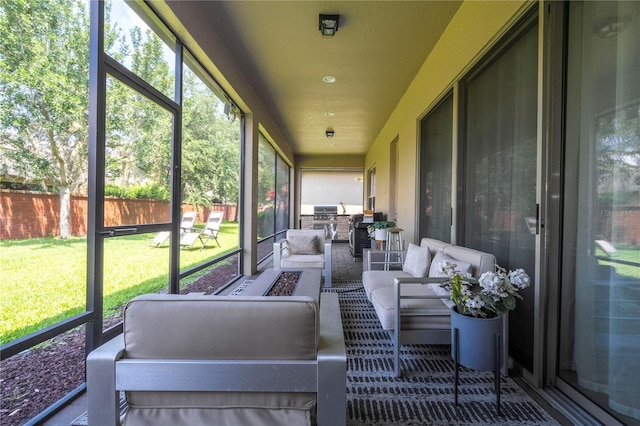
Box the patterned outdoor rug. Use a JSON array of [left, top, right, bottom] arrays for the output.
[[74, 280, 560, 426], [325, 280, 560, 426]]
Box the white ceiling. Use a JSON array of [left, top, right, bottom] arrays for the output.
[[165, 1, 462, 156]]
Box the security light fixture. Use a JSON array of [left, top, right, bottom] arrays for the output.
[[326, 130, 335, 138], [319, 14, 339, 36]]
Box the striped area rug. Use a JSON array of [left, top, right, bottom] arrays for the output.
[[325, 281, 560, 426]]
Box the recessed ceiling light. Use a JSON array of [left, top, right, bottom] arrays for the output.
[[323, 76, 336, 83], [325, 112, 335, 116]]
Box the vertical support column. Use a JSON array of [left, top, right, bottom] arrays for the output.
[[242, 114, 259, 276]]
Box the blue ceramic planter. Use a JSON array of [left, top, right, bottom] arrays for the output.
[[450, 307, 505, 371]]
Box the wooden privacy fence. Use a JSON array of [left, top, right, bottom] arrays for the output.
[[0, 190, 237, 240]]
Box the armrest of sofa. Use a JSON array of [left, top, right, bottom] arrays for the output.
[[87, 335, 125, 426], [363, 248, 407, 271], [273, 238, 287, 269], [391, 276, 507, 378], [317, 292, 346, 426], [391, 277, 450, 377], [323, 240, 332, 286]]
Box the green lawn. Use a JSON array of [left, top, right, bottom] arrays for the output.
[[597, 246, 640, 279], [0, 222, 239, 344]]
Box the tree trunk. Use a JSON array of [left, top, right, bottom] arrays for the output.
[[59, 186, 71, 239]]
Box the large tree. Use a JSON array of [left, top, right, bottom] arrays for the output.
[[181, 69, 241, 210], [104, 27, 173, 190], [0, 0, 176, 236], [0, 0, 90, 238], [1, 0, 242, 237]]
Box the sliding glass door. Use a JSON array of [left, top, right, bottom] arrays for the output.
[[462, 17, 538, 372], [419, 93, 453, 242], [559, 2, 640, 423]]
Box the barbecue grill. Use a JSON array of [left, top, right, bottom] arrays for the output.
[[313, 205, 338, 240]]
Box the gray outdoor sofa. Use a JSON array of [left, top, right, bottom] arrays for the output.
[[362, 238, 499, 376], [87, 292, 346, 426]]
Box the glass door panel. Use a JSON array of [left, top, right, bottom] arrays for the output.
[[181, 57, 242, 261], [419, 93, 453, 242], [463, 20, 538, 371], [275, 157, 290, 234], [104, 75, 172, 227], [102, 232, 170, 328], [560, 2, 640, 423], [105, 0, 176, 100], [257, 135, 276, 239]]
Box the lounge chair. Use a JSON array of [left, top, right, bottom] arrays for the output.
[[180, 211, 224, 250], [149, 211, 198, 247]]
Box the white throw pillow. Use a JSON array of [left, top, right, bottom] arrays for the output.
[[402, 243, 430, 277], [427, 252, 473, 296], [287, 235, 320, 255], [429, 251, 472, 277]]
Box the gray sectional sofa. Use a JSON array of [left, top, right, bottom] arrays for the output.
[[362, 238, 498, 376]]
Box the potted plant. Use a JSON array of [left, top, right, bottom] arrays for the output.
[[437, 261, 530, 372], [367, 220, 396, 241]]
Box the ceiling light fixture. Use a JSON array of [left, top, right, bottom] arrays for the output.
[[323, 75, 336, 83], [326, 129, 335, 138], [325, 111, 335, 116], [319, 14, 340, 36]]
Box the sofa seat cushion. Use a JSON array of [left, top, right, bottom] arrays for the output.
[[362, 270, 411, 301], [280, 254, 325, 268], [123, 406, 312, 426], [370, 286, 452, 331]]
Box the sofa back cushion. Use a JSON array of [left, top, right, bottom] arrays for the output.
[[124, 294, 319, 360], [419, 238, 451, 257], [286, 229, 325, 254], [287, 234, 320, 255], [442, 245, 496, 278], [429, 251, 473, 278], [402, 243, 430, 277]]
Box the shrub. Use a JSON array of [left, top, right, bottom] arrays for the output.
[[104, 183, 170, 201]]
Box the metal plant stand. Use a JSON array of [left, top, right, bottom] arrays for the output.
[[453, 328, 502, 416]]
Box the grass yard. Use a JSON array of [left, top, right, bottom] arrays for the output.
[[0, 222, 239, 344], [596, 245, 640, 279]]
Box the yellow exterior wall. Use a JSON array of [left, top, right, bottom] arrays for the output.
[[365, 0, 532, 244]]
